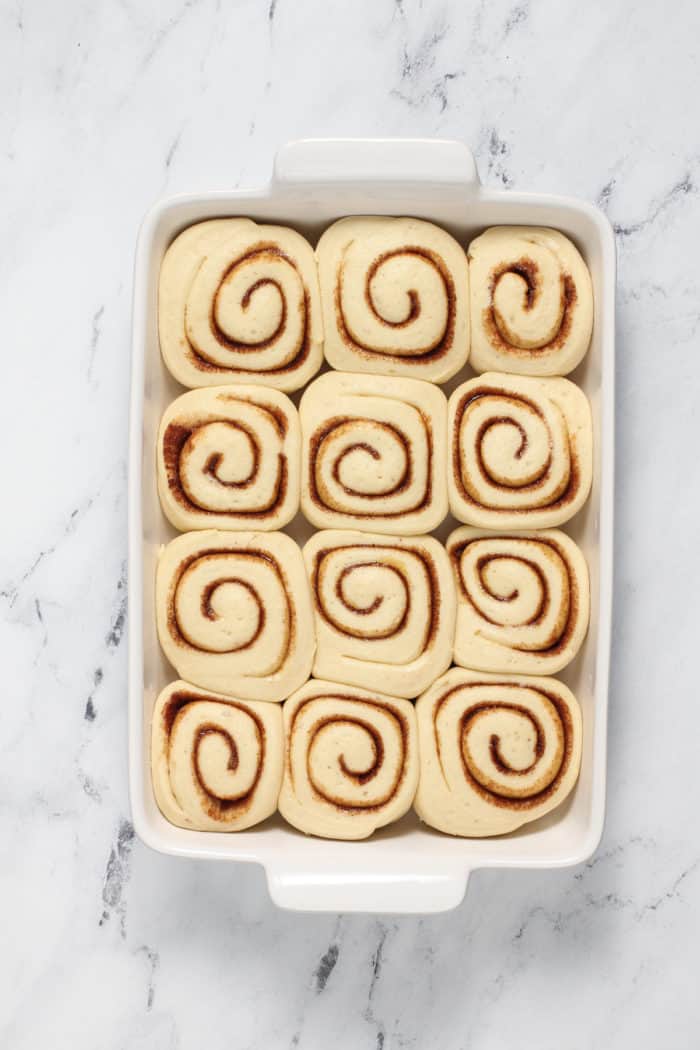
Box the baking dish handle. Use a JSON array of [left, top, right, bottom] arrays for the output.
[[272, 138, 479, 190], [266, 865, 470, 914]]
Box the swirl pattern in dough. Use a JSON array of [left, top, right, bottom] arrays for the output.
[[151, 680, 283, 831], [469, 226, 593, 376], [156, 530, 315, 702], [300, 371, 448, 535], [157, 386, 300, 531], [415, 668, 582, 837], [316, 216, 470, 382], [159, 219, 323, 391], [304, 530, 456, 697], [448, 526, 589, 674], [278, 679, 419, 839], [448, 372, 592, 529]]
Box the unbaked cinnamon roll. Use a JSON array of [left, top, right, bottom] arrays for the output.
[[156, 530, 315, 702], [415, 668, 582, 837], [151, 680, 283, 831], [469, 226, 593, 376], [278, 679, 419, 839], [159, 219, 323, 391], [448, 372, 592, 529], [157, 386, 300, 531], [448, 526, 589, 674], [316, 216, 470, 382], [300, 371, 448, 535], [304, 530, 456, 698]]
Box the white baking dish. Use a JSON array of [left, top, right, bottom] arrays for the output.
[[128, 138, 615, 913]]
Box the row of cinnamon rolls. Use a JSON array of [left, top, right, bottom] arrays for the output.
[[159, 218, 593, 388], [153, 672, 581, 839], [158, 371, 593, 534], [156, 527, 590, 703]]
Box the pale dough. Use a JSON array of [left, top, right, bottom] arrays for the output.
[[468, 226, 593, 376], [415, 668, 583, 837], [156, 530, 315, 702], [278, 679, 419, 840], [157, 385, 300, 532], [151, 680, 283, 831], [304, 529, 456, 697], [448, 526, 590, 675], [300, 370, 448, 535], [448, 372, 593, 529], [159, 219, 323, 391], [316, 216, 470, 382]]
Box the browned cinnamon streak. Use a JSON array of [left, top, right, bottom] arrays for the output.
[[449, 536, 579, 656], [335, 246, 457, 363], [288, 693, 409, 811], [484, 256, 577, 357], [162, 397, 289, 518], [488, 716, 544, 773], [433, 682, 574, 810], [308, 413, 433, 518], [164, 690, 266, 819], [167, 547, 294, 663], [185, 242, 312, 375], [335, 562, 410, 635], [451, 385, 580, 512], [200, 576, 265, 637], [313, 543, 440, 652]]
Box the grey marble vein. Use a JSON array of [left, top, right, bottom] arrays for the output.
[[100, 819, 135, 937], [87, 304, 105, 381]]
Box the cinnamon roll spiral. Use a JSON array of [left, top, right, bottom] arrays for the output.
[[469, 226, 593, 376], [151, 680, 283, 831], [304, 530, 456, 698], [300, 371, 448, 535], [159, 219, 323, 391], [156, 530, 315, 702], [316, 216, 470, 382], [157, 386, 300, 531], [415, 668, 582, 837], [448, 372, 593, 529], [278, 679, 419, 839], [448, 526, 589, 674]]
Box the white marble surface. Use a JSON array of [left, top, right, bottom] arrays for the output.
[[1, 0, 699, 1045]]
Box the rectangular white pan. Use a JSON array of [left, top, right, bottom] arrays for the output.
[[129, 138, 615, 913]]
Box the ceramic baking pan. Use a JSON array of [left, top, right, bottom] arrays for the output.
[[128, 139, 615, 913]]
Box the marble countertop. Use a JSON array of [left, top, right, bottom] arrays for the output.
[[2, 0, 698, 1046]]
